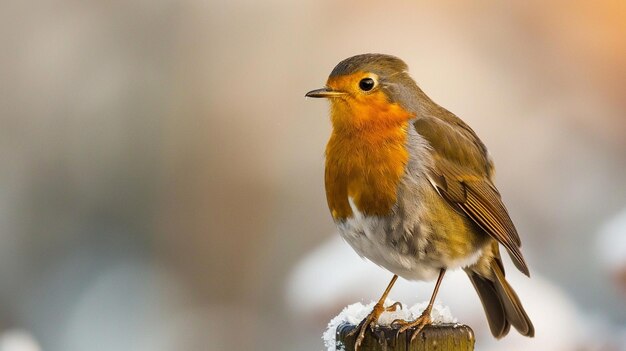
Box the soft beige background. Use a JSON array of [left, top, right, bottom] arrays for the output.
[[1, 1, 625, 350]]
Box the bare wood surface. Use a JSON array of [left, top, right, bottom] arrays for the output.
[[336, 322, 474, 351]]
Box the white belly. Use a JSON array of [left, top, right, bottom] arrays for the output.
[[336, 197, 482, 281]]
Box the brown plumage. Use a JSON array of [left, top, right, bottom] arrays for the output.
[[412, 91, 534, 338], [306, 53, 534, 347]]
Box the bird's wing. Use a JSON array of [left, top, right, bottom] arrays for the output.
[[413, 114, 529, 276]]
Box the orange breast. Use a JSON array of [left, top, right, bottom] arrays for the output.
[[325, 92, 414, 220]]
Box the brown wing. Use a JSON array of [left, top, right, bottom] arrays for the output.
[[413, 113, 529, 276]]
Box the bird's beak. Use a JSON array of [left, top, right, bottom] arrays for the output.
[[305, 88, 346, 98]]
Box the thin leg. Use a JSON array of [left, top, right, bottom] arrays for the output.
[[392, 269, 446, 340], [378, 274, 398, 304], [424, 268, 446, 315], [351, 275, 400, 350]]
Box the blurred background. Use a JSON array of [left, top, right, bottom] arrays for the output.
[[1, 1, 625, 350]]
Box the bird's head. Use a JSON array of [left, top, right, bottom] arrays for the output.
[[306, 54, 423, 131]]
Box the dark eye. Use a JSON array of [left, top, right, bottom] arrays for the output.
[[359, 77, 375, 91]]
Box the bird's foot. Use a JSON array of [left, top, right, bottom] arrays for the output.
[[349, 301, 402, 350], [391, 309, 432, 341]]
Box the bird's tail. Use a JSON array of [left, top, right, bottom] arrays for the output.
[[465, 259, 535, 338]]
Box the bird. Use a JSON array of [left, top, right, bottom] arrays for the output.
[[305, 54, 534, 349]]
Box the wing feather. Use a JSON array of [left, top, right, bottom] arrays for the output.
[[414, 114, 529, 276]]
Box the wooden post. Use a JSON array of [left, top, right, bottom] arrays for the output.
[[336, 322, 474, 351]]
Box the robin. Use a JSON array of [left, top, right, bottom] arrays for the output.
[[306, 54, 534, 349]]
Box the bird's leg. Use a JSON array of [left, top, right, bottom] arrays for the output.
[[391, 268, 446, 340], [350, 275, 400, 350]]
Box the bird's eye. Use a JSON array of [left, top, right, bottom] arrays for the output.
[[358, 77, 376, 92]]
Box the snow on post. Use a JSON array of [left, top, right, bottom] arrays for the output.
[[323, 299, 474, 351]]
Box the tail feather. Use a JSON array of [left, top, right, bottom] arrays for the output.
[[467, 271, 510, 338], [491, 262, 535, 337], [466, 262, 534, 338]]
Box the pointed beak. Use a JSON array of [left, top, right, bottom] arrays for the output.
[[305, 88, 346, 98]]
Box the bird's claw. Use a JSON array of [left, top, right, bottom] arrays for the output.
[[385, 301, 402, 312], [391, 312, 432, 341], [348, 301, 403, 350]]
